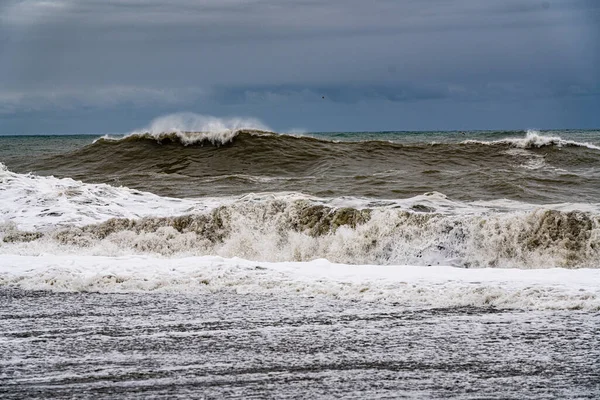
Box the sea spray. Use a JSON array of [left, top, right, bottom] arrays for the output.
[[98, 112, 272, 145], [3, 197, 599, 269]]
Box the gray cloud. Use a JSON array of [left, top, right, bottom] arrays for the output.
[[0, 0, 598, 131], [0, 86, 207, 114]]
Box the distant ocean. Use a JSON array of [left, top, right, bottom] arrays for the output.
[[1, 118, 599, 397]]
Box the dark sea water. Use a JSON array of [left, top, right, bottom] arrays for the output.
[[2, 129, 600, 268], [1, 129, 599, 202], [1, 127, 600, 398]]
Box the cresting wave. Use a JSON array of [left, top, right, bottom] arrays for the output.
[[0, 162, 216, 230], [98, 129, 273, 146], [98, 125, 600, 151], [89, 113, 598, 149], [3, 200, 599, 269], [13, 127, 600, 204], [464, 130, 600, 150], [98, 112, 273, 145], [2, 163, 599, 269], [3, 159, 600, 310]]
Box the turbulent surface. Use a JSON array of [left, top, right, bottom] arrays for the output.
[[3, 255, 599, 310], [2, 129, 600, 202], [2, 125, 600, 397], [1, 289, 599, 399], [2, 129, 600, 269], [3, 198, 600, 268]]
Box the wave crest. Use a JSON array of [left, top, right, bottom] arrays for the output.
[[2, 164, 600, 269], [464, 130, 600, 150], [4, 197, 600, 269], [99, 112, 273, 145]]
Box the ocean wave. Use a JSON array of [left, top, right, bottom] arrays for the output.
[[92, 116, 600, 152], [2, 164, 600, 269], [3, 193, 600, 269], [1, 254, 599, 311], [16, 207, 600, 269], [98, 112, 273, 145], [33, 128, 600, 204], [97, 128, 276, 146], [0, 162, 222, 230], [463, 130, 600, 150]]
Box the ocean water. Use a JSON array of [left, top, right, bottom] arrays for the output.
[[1, 116, 600, 398]]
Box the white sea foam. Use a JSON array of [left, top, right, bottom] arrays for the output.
[[504, 148, 547, 170], [0, 162, 225, 230], [0, 163, 489, 231], [464, 130, 600, 150], [1, 254, 598, 311], [3, 200, 600, 269], [2, 160, 600, 308], [98, 113, 272, 145], [2, 164, 600, 269]]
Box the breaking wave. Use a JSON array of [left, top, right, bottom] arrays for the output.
[[0, 162, 215, 230], [13, 125, 598, 204], [99, 129, 275, 146], [97, 124, 600, 151], [98, 112, 272, 145], [3, 159, 600, 310], [4, 123, 600, 312], [2, 163, 599, 269], [91, 115, 598, 151], [3, 204, 597, 269], [463, 130, 600, 150]]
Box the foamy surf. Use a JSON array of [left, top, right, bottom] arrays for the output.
[[0, 162, 223, 230], [464, 129, 600, 150], [97, 112, 273, 145], [1, 254, 598, 311], [2, 164, 600, 269]]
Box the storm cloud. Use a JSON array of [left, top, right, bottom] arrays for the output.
[[0, 0, 598, 133]]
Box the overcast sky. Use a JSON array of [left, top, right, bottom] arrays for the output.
[[1, 0, 599, 133]]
